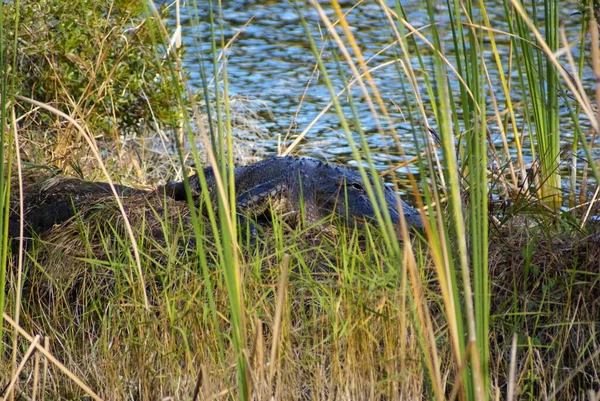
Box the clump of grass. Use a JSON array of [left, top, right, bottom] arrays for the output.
[[2, 177, 428, 398], [489, 223, 600, 399], [3, 177, 599, 399]]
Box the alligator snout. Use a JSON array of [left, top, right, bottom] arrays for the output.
[[384, 189, 424, 232], [351, 187, 424, 233]]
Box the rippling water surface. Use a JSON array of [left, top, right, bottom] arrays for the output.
[[175, 0, 590, 183]]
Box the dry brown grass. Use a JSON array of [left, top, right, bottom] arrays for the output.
[[488, 225, 600, 399], [2, 172, 599, 400]]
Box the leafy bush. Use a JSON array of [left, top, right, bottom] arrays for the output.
[[4, 0, 182, 136]]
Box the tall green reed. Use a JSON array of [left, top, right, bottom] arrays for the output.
[[145, 1, 249, 397], [447, 0, 490, 396], [386, 0, 490, 398], [1, 0, 21, 368], [206, 0, 248, 397], [2, 3, 23, 399], [510, 0, 562, 210], [423, 2, 487, 398], [0, 0, 9, 357], [179, 0, 249, 396]]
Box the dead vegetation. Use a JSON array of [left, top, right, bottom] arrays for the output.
[[2, 171, 599, 399], [488, 226, 600, 399]]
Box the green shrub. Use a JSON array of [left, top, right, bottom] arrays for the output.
[[4, 0, 182, 136]]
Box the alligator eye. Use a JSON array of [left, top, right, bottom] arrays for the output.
[[350, 182, 363, 190]]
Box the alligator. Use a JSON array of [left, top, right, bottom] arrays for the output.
[[8, 156, 423, 244], [8, 173, 147, 241], [161, 156, 424, 231]]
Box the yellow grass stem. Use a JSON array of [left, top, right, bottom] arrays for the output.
[[3, 314, 103, 401], [3, 335, 40, 400], [476, 2, 525, 188], [8, 106, 25, 401], [31, 339, 41, 401], [268, 254, 290, 388]]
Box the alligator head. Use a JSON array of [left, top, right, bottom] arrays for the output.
[[308, 161, 424, 231]]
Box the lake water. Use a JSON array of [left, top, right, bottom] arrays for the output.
[[175, 0, 592, 189]]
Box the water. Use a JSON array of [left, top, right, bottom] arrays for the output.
[[174, 0, 592, 185]]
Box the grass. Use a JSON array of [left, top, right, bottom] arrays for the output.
[[2, 0, 600, 400]]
